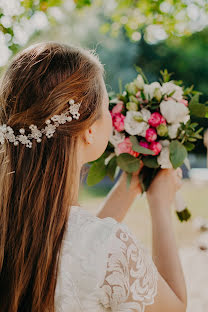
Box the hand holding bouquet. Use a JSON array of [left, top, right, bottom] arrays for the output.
[[87, 68, 206, 221]]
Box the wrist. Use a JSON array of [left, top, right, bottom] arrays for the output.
[[148, 201, 172, 217]]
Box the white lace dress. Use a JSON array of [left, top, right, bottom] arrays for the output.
[[55, 205, 159, 312]]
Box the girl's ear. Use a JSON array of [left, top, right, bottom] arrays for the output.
[[82, 122, 97, 145]]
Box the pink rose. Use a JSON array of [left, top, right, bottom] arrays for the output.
[[111, 112, 125, 132], [117, 137, 139, 157], [112, 101, 124, 114], [179, 99, 188, 107], [140, 141, 150, 156], [149, 141, 162, 156], [145, 128, 157, 142], [148, 112, 166, 127]]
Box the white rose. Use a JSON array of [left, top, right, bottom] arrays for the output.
[[160, 99, 189, 124], [168, 123, 180, 139], [109, 129, 125, 147], [124, 110, 149, 136], [157, 147, 173, 169], [161, 82, 183, 101], [143, 82, 161, 100]]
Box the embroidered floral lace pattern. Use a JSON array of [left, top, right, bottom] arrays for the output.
[[99, 223, 159, 312], [55, 206, 158, 312]]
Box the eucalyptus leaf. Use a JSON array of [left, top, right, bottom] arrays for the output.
[[87, 156, 107, 186], [169, 140, 187, 169], [116, 153, 141, 173], [142, 156, 160, 168], [106, 156, 117, 181]]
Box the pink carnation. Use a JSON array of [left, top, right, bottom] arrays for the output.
[[179, 99, 188, 107], [111, 112, 125, 132], [117, 137, 139, 157], [160, 115, 166, 124], [149, 141, 162, 156], [148, 112, 166, 127], [145, 128, 157, 142], [112, 101, 124, 114], [140, 141, 149, 149], [140, 141, 150, 156]]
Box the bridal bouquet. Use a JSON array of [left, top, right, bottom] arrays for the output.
[[87, 68, 206, 222]]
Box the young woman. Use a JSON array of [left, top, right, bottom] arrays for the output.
[[0, 42, 187, 312]]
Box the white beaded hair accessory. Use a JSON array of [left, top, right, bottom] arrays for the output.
[[0, 99, 81, 148]]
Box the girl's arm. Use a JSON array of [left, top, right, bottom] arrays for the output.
[[96, 170, 141, 222], [146, 168, 187, 311]]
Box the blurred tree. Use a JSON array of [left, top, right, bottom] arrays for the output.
[[1, 0, 208, 67], [75, 0, 208, 42], [0, 0, 63, 66], [137, 28, 208, 99]]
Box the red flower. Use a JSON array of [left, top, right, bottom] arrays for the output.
[[149, 141, 162, 156], [148, 112, 166, 128], [145, 128, 157, 142], [111, 112, 125, 132]]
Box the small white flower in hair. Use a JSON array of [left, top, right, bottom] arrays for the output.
[[0, 98, 82, 148]]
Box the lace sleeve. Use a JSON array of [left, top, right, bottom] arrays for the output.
[[99, 223, 159, 312]]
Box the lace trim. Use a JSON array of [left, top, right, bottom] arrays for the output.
[[99, 223, 159, 312]]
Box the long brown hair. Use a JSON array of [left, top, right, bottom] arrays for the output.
[[0, 42, 105, 311]]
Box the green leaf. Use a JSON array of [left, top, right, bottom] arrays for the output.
[[189, 103, 206, 118], [129, 136, 154, 155], [106, 156, 117, 181], [183, 85, 194, 96], [169, 140, 187, 169], [116, 153, 141, 173], [184, 142, 195, 151], [188, 137, 197, 142], [87, 156, 107, 186], [190, 122, 198, 129], [189, 94, 206, 117], [189, 93, 200, 105], [160, 69, 173, 83], [142, 156, 159, 168], [75, 0, 92, 9]]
